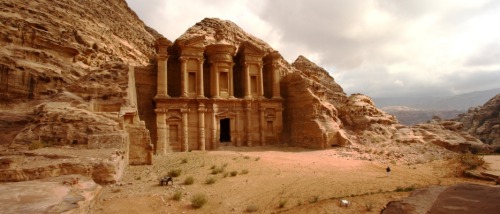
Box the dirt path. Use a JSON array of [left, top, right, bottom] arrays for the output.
[[92, 147, 487, 214]]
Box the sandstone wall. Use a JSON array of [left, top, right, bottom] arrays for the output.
[[0, 0, 157, 101], [134, 65, 158, 150], [458, 94, 500, 146]]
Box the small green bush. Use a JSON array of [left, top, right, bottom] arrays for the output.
[[255, 157, 260, 161], [172, 190, 182, 201], [230, 170, 238, 177], [241, 169, 249, 174], [459, 153, 485, 169], [246, 204, 258, 212], [365, 202, 373, 211], [279, 199, 287, 208], [191, 193, 207, 209], [168, 169, 182, 177], [28, 140, 51, 150], [211, 166, 224, 175], [205, 176, 216, 184], [184, 176, 194, 185], [309, 195, 319, 203], [181, 158, 188, 164], [244, 156, 251, 159]]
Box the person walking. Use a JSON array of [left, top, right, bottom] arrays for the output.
[[386, 166, 391, 176]]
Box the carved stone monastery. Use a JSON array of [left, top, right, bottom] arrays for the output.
[[153, 30, 283, 153]]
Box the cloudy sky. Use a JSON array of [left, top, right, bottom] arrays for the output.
[[126, 0, 500, 98]]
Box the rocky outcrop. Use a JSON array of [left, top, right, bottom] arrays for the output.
[[0, 0, 155, 192], [0, 148, 127, 184], [0, 175, 101, 214], [0, 0, 157, 102], [382, 183, 500, 214], [458, 94, 500, 146]]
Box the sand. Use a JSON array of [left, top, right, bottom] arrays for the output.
[[92, 146, 489, 214]]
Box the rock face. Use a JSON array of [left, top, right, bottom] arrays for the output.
[[0, 0, 155, 188], [457, 94, 500, 146], [382, 183, 500, 214], [0, 175, 101, 214]]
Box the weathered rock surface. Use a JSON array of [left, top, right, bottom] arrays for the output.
[[458, 94, 500, 146], [0, 175, 101, 214], [382, 183, 500, 214]]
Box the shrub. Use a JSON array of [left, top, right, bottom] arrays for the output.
[[244, 156, 251, 159], [28, 140, 51, 150], [365, 202, 373, 211], [458, 153, 485, 170], [246, 204, 258, 212], [255, 157, 261, 161], [168, 169, 182, 177], [205, 176, 216, 184], [309, 195, 319, 203], [241, 169, 249, 174], [184, 176, 194, 185], [191, 193, 207, 209], [279, 199, 287, 208], [211, 166, 224, 175], [172, 190, 182, 201], [230, 170, 238, 177], [181, 158, 188, 164]]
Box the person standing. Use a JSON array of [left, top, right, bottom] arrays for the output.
[[386, 166, 391, 176]]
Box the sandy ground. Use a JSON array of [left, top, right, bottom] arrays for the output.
[[92, 146, 490, 214]]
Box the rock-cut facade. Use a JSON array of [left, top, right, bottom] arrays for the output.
[[154, 30, 283, 153]]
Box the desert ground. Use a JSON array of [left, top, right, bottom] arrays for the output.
[[92, 146, 493, 214]]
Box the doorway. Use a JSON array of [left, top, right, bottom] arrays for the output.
[[220, 118, 231, 142]]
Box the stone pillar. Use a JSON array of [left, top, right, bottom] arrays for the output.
[[198, 104, 206, 151], [276, 107, 283, 144], [258, 63, 264, 98], [229, 63, 235, 98], [245, 102, 252, 146], [181, 109, 189, 152], [211, 63, 221, 99], [236, 110, 241, 146], [259, 107, 266, 146], [197, 59, 205, 98], [157, 54, 169, 97], [180, 57, 188, 98], [211, 108, 217, 149], [243, 63, 251, 99], [156, 110, 167, 155], [272, 64, 281, 98]]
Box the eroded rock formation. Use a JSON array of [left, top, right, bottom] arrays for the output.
[[457, 94, 500, 146]]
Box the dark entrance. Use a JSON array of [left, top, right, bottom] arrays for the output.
[[220, 118, 231, 142]]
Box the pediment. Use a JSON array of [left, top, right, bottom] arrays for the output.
[[241, 41, 265, 56], [179, 35, 205, 48]]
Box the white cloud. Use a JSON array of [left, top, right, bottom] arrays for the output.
[[127, 0, 500, 98]]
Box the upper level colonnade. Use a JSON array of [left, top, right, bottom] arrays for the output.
[[154, 30, 281, 101]]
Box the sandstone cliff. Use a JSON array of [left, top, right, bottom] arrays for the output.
[[0, 0, 158, 187], [457, 94, 500, 146]]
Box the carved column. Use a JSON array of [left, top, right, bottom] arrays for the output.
[[243, 63, 251, 99], [276, 107, 283, 144], [258, 63, 264, 98], [236, 110, 241, 146], [181, 109, 189, 152], [155, 110, 167, 155], [197, 58, 205, 98], [245, 102, 252, 146], [198, 104, 206, 151], [229, 63, 235, 98], [180, 57, 188, 98], [272, 63, 281, 98], [259, 107, 266, 146], [211, 62, 221, 99], [157, 54, 169, 97]]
